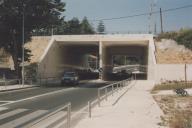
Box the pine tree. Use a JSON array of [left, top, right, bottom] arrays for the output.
[[97, 20, 105, 34]]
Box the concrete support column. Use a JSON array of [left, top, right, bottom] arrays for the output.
[[147, 38, 156, 80], [99, 41, 103, 68], [99, 41, 105, 80]]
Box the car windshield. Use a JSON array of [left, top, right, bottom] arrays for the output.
[[64, 72, 76, 77]]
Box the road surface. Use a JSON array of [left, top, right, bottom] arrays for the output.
[[0, 81, 111, 128]]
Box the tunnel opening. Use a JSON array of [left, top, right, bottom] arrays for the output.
[[102, 44, 148, 81], [58, 42, 99, 80]]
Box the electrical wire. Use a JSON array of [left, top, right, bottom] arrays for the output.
[[92, 4, 192, 22]]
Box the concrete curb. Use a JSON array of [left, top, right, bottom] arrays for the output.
[[0, 85, 40, 92]]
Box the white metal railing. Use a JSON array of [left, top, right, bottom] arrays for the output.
[[97, 77, 133, 107], [0, 78, 39, 86], [113, 65, 148, 73], [0, 78, 22, 86]]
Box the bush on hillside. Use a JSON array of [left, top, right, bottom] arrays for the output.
[[157, 28, 192, 50]]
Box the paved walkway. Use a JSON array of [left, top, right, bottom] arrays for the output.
[[76, 80, 165, 128]]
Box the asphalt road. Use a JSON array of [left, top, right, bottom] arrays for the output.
[[0, 81, 111, 127]]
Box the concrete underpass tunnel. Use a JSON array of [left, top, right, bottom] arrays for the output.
[[101, 42, 149, 80], [39, 37, 150, 81], [58, 42, 99, 79]]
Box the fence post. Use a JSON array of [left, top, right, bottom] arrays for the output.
[[19, 79, 21, 85], [116, 83, 118, 92], [98, 89, 101, 107], [105, 88, 108, 101], [88, 101, 91, 118], [46, 78, 48, 85], [40, 77, 42, 86], [67, 103, 71, 128], [120, 82, 123, 89], [3, 75, 6, 86], [4, 78, 7, 86]]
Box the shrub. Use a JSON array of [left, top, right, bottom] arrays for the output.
[[157, 28, 192, 50], [153, 81, 192, 91]]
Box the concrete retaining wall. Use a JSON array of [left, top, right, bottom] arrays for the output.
[[155, 64, 192, 84]]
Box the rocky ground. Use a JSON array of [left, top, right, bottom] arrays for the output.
[[153, 95, 192, 128], [155, 39, 192, 64]]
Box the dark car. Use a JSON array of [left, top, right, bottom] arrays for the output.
[[61, 72, 79, 85]]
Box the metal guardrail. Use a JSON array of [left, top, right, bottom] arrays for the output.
[[97, 77, 133, 107], [0, 77, 61, 86], [84, 78, 134, 120], [0, 78, 38, 86], [0, 78, 22, 86]]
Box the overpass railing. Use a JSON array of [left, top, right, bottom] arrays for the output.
[[113, 65, 148, 73], [97, 77, 133, 106]]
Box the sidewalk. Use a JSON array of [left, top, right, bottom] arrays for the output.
[[0, 84, 39, 92], [76, 80, 166, 128]]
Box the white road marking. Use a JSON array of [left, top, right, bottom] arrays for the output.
[[0, 107, 8, 112], [0, 110, 48, 128], [0, 86, 40, 94], [0, 101, 14, 103], [0, 87, 75, 107], [0, 109, 28, 120]]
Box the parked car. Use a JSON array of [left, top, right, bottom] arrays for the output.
[[61, 72, 79, 85]]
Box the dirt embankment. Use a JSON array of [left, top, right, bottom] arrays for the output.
[[155, 39, 192, 64]]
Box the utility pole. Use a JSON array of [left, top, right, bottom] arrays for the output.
[[160, 8, 164, 33], [149, 0, 155, 34], [22, 6, 25, 86], [51, 25, 54, 36], [149, 2, 153, 34], [154, 22, 157, 35]]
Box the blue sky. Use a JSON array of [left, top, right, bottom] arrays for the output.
[[62, 0, 192, 33]]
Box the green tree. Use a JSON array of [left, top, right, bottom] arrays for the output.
[[175, 29, 192, 49], [0, 0, 65, 77], [97, 20, 105, 34], [80, 17, 95, 34], [64, 17, 81, 34], [53, 17, 95, 35]]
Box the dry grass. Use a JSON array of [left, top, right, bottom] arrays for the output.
[[154, 95, 192, 128], [152, 82, 192, 91]]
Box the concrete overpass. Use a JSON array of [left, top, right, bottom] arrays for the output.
[[37, 34, 156, 80]]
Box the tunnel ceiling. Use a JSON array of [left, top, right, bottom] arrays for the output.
[[59, 44, 99, 55], [103, 41, 149, 46], [57, 41, 99, 46]]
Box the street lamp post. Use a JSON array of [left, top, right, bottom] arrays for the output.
[[22, 6, 25, 86]]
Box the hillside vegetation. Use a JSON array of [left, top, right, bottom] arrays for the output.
[[155, 29, 192, 64], [157, 29, 192, 50]]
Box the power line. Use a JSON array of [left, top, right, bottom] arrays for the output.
[[92, 4, 192, 22]]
